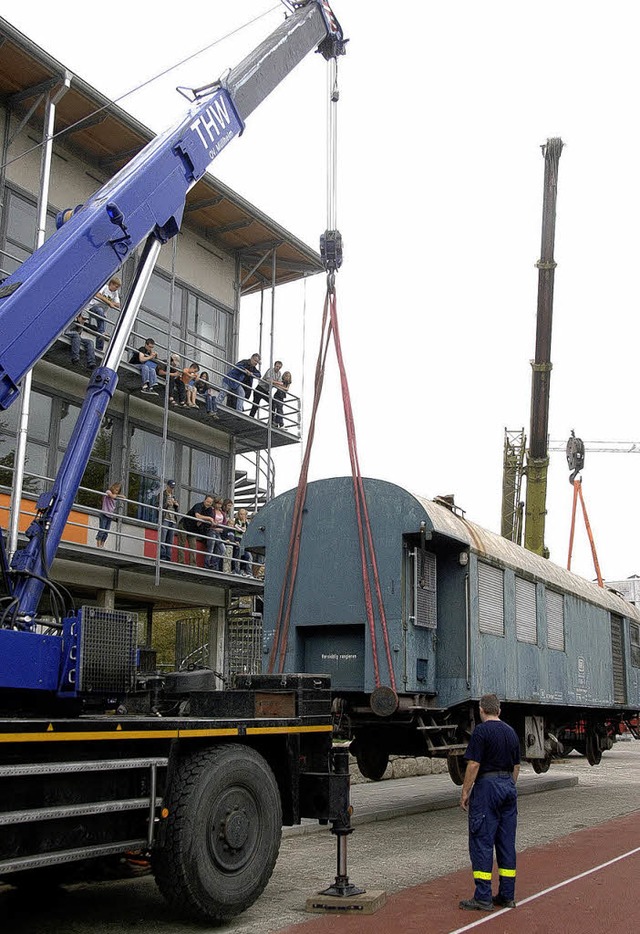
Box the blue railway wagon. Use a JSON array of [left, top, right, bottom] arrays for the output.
[[245, 477, 640, 783]]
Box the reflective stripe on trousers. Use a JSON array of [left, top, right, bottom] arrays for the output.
[[468, 775, 517, 902]]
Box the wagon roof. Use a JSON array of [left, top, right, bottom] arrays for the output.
[[410, 490, 640, 620]]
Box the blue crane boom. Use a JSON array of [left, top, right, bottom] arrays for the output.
[[0, 14, 357, 919], [0, 2, 343, 410], [0, 1, 345, 671]]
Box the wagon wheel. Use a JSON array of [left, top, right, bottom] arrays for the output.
[[153, 744, 282, 922], [585, 731, 602, 766], [531, 755, 551, 774], [447, 755, 468, 786], [351, 734, 389, 782]]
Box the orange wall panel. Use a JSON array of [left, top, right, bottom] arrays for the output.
[[0, 493, 89, 545]]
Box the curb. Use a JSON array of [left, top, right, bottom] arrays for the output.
[[283, 771, 578, 838]]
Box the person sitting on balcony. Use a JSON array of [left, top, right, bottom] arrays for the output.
[[185, 364, 201, 408], [65, 312, 96, 370], [195, 371, 209, 397], [129, 338, 158, 394], [173, 362, 199, 407], [209, 354, 261, 417], [157, 353, 181, 405], [176, 494, 214, 567], [203, 373, 219, 416], [86, 276, 121, 352]]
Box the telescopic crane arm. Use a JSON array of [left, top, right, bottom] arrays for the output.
[[523, 137, 563, 558], [0, 2, 346, 634], [0, 2, 345, 410]]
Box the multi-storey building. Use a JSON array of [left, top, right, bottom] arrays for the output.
[[0, 17, 321, 673]]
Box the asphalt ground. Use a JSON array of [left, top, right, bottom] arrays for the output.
[[2, 741, 639, 934]]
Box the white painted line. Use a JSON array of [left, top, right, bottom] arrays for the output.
[[447, 844, 640, 934]]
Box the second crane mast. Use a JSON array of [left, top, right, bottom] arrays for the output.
[[523, 137, 564, 557]]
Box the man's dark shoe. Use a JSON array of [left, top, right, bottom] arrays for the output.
[[493, 895, 516, 908], [459, 898, 494, 911]]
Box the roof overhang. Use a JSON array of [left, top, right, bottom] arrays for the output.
[[0, 16, 324, 295]]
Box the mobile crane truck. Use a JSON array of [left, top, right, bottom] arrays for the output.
[[0, 3, 350, 922]]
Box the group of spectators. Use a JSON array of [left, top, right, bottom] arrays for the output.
[[64, 273, 293, 427], [95, 479, 255, 577], [127, 343, 294, 427], [170, 488, 254, 575]]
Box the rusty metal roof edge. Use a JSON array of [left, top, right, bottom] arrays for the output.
[[410, 490, 640, 620]]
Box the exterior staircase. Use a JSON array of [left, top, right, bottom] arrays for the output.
[[234, 451, 273, 512]]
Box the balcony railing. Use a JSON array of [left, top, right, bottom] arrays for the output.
[[45, 315, 302, 441], [0, 472, 263, 588]]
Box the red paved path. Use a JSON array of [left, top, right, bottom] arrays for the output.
[[280, 810, 640, 934]]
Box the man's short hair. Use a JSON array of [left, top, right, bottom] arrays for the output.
[[480, 693, 501, 716]]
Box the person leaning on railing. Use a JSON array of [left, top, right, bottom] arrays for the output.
[[176, 495, 214, 566], [96, 481, 125, 548], [208, 353, 261, 418], [249, 360, 282, 419], [160, 480, 179, 561], [272, 370, 292, 428], [230, 507, 254, 576]]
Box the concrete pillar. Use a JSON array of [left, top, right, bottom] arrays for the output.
[[96, 589, 115, 610]]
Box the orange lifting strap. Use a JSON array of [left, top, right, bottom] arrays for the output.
[[565, 433, 603, 586], [268, 284, 396, 691], [567, 477, 603, 587]]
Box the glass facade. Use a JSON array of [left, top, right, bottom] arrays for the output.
[[0, 385, 227, 528], [0, 188, 56, 277], [1, 186, 233, 378], [0, 188, 232, 531]]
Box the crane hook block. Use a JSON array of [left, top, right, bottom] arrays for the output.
[[566, 432, 585, 483], [320, 229, 343, 273]]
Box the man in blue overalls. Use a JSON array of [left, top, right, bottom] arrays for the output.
[[459, 693, 520, 911]]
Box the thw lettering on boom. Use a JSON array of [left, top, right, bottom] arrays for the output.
[[177, 90, 243, 182]]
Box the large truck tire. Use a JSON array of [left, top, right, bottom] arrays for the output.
[[153, 743, 282, 922]]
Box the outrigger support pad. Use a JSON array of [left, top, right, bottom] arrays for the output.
[[320, 746, 365, 898]]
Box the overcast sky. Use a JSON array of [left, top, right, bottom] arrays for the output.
[[3, 1, 640, 583]]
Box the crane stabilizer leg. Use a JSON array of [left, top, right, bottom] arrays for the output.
[[305, 746, 389, 916]]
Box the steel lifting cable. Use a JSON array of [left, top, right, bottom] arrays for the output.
[[269, 42, 396, 690]]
